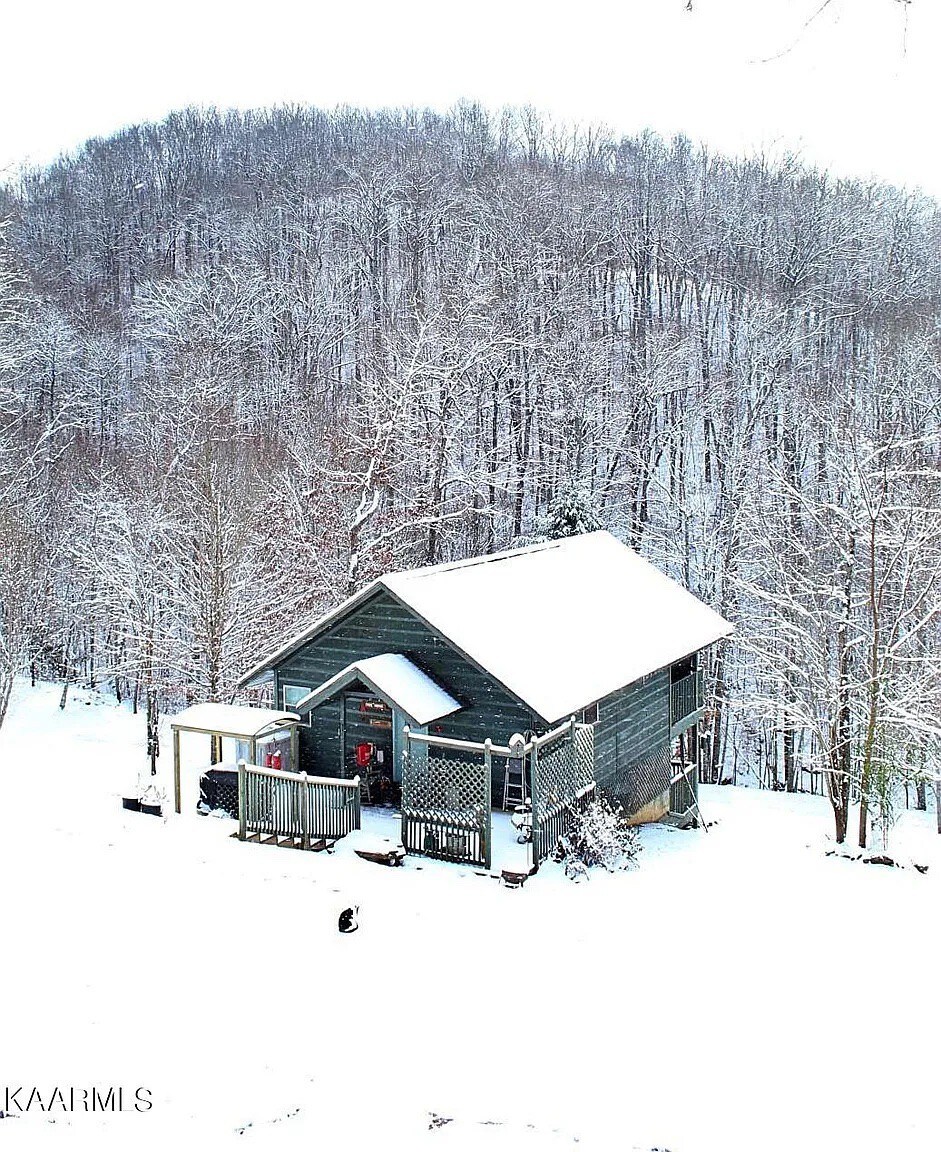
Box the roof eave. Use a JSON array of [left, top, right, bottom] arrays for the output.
[[528, 626, 735, 725]]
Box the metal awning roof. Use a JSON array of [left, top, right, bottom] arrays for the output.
[[169, 703, 300, 739]]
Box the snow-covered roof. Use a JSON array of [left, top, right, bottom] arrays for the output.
[[169, 703, 300, 737], [241, 532, 733, 722], [295, 654, 461, 726], [383, 532, 732, 720]]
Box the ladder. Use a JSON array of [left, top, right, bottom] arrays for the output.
[[502, 758, 527, 810]]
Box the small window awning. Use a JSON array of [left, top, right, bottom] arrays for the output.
[[169, 703, 300, 739], [296, 654, 461, 726]]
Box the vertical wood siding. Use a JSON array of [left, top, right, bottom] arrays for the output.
[[592, 669, 671, 812], [273, 590, 540, 781]]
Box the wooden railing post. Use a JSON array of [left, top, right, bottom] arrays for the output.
[[530, 739, 539, 870], [299, 772, 310, 849], [237, 759, 247, 841], [483, 738, 492, 871], [400, 726, 410, 848], [173, 727, 182, 815]]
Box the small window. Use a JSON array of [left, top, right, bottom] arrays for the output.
[[581, 702, 599, 725], [282, 684, 309, 709]]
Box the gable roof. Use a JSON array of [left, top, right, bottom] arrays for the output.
[[241, 531, 733, 722], [294, 654, 461, 726]]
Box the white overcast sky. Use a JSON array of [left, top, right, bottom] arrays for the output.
[[1, 0, 939, 196]]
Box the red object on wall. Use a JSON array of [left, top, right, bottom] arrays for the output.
[[270, 749, 282, 771], [355, 742, 374, 769]]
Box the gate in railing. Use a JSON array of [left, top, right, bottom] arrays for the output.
[[400, 734, 492, 868], [401, 718, 597, 870], [238, 761, 361, 847]]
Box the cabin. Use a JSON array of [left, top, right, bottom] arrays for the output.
[[238, 531, 732, 841]]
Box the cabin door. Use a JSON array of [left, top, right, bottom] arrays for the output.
[[342, 693, 394, 782]]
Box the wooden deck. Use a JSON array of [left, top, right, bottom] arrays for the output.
[[231, 831, 334, 851]]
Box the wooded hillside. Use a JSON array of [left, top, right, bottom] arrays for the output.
[[1, 103, 938, 843]]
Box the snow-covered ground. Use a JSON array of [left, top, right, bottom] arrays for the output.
[[0, 680, 938, 1151]]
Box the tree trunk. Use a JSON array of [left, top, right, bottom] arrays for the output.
[[146, 691, 160, 776], [783, 725, 797, 792], [0, 669, 13, 731], [858, 516, 881, 850]]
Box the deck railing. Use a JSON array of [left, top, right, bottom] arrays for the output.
[[238, 760, 361, 847], [669, 758, 698, 822], [532, 780, 597, 866], [531, 720, 596, 865], [400, 716, 596, 871], [669, 671, 703, 730]]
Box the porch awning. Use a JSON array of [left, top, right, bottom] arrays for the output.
[[295, 654, 461, 726], [169, 703, 300, 739]]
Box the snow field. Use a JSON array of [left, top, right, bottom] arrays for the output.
[[0, 681, 938, 1151]]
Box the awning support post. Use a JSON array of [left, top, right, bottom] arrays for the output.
[[173, 727, 182, 815]]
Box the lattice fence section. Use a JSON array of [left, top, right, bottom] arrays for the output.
[[401, 751, 490, 867], [608, 743, 670, 816], [532, 723, 596, 864], [199, 769, 239, 817]]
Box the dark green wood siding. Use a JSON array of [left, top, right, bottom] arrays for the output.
[[271, 589, 681, 812], [592, 669, 671, 806], [272, 590, 540, 782]]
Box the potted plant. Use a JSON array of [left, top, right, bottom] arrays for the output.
[[121, 766, 141, 812], [139, 780, 164, 817]]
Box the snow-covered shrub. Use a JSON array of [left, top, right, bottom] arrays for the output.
[[553, 795, 641, 880]]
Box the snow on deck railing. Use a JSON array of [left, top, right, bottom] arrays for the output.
[[403, 715, 578, 759]]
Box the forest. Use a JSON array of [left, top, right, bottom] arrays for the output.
[[0, 102, 938, 846]]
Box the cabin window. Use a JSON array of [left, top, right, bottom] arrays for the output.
[[282, 684, 309, 709], [581, 702, 599, 725]]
